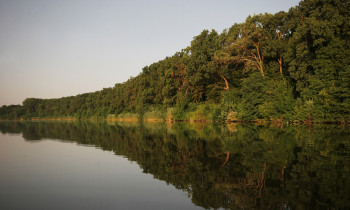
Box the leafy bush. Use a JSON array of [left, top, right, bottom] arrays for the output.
[[143, 106, 166, 121]]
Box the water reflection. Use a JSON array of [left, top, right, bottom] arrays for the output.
[[0, 121, 349, 209]]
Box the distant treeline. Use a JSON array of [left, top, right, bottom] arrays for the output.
[[1, 0, 349, 122]]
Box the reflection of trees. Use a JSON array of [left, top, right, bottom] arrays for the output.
[[285, 125, 350, 209], [0, 121, 349, 209]]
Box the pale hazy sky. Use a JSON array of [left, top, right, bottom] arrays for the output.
[[0, 0, 300, 106]]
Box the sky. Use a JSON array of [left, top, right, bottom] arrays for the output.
[[0, 0, 300, 106]]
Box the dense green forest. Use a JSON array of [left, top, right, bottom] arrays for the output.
[[1, 0, 349, 122]]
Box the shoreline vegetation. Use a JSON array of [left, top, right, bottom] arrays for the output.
[[1, 0, 349, 124], [1, 109, 349, 125]]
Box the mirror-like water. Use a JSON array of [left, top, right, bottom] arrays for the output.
[[0, 121, 349, 209]]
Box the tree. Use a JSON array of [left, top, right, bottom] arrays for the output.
[[229, 16, 266, 77], [286, 0, 350, 121], [186, 29, 221, 102]]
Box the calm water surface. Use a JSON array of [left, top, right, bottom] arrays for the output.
[[0, 121, 349, 209]]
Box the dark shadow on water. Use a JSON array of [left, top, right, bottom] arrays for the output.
[[0, 121, 349, 209]]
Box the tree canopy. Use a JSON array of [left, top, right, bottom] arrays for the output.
[[1, 0, 349, 123]]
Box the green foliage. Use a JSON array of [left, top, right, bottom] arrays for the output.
[[236, 72, 267, 120], [0, 105, 25, 120], [259, 77, 295, 121], [186, 103, 221, 122], [220, 89, 240, 121], [171, 102, 195, 121], [143, 106, 166, 120], [116, 112, 140, 120], [295, 98, 318, 121], [1, 0, 349, 123]]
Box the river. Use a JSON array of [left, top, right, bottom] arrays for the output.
[[0, 121, 349, 209]]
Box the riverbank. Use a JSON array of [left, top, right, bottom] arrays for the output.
[[1, 101, 349, 124], [2, 115, 349, 125]]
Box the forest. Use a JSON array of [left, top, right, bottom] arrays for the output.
[[1, 0, 349, 123]]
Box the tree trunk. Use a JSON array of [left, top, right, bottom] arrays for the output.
[[219, 74, 230, 91], [278, 57, 283, 75], [222, 151, 230, 166]]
